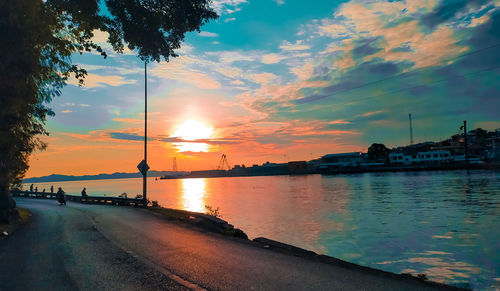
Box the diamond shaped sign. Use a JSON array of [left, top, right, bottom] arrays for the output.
[[137, 160, 150, 176]]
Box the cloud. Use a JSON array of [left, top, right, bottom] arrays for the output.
[[261, 53, 284, 64], [61, 110, 72, 113], [68, 73, 137, 88], [208, 50, 258, 63], [421, 0, 487, 29], [280, 40, 311, 51], [76, 63, 142, 75], [352, 37, 382, 58], [248, 73, 279, 85], [231, 79, 245, 85], [224, 17, 236, 22], [63, 130, 236, 145], [92, 29, 109, 43], [318, 23, 349, 37], [108, 132, 147, 141], [295, 80, 361, 104], [290, 62, 315, 81], [199, 31, 219, 37], [61, 130, 111, 142], [211, 0, 248, 15], [361, 110, 386, 117], [90, 30, 135, 57], [329, 120, 351, 124], [113, 118, 144, 124], [216, 66, 242, 78], [158, 137, 238, 145], [470, 13, 491, 27], [150, 60, 221, 89], [318, 2, 470, 69]]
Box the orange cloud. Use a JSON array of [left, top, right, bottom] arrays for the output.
[[113, 118, 144, 124], [361, 110, 385, 117], [328, 119, 351, 124]]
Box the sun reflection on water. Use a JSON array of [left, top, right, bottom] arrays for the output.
[[181, 178, 206, 212]]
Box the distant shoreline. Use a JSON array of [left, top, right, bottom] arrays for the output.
[[23, 170, 185, 184], [24, 164, 499, 183]]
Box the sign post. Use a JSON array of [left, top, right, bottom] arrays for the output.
[[137, 159, 149, 206]]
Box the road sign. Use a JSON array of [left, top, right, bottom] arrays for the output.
[[137, 160, 150, 176]]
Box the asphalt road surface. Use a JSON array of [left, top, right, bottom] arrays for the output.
[[0, 198, 461, 290]]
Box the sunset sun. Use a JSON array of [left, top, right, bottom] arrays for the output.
[[171, 120, 214, 152], [172, 120, 214, 141]]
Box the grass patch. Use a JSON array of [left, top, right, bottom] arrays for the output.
[[17, 208, 31, 224], [148, 207, 248, 239], [0, 207, 31, 239], [149, 208, 194, 221]]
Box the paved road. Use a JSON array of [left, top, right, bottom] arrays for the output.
[[1, 198, 460, 290]]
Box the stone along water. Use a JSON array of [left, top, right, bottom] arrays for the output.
[[28, 170, 500, 289]]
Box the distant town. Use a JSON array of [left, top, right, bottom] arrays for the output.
[[178, 127, 500, 179], [24, 127, 500, 183]]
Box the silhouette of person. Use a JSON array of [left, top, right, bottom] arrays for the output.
[[57, 187, 66, 205], [35, 187, 38, 193], [81, 188, 87, 198], [50, 185, 54, 193], [30, 184, 33, 192]]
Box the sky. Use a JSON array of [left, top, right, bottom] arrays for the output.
[[26, 0, 500, 177]]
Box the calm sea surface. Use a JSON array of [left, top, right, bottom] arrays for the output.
[[28, 170, 500, 290]]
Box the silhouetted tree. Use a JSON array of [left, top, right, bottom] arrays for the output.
[[0, 0, 217, 223], [368, 143, 390, 162]]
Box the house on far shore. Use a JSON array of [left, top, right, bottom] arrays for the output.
[[389, 150, 452, 165], [319, 152, 363, 169]]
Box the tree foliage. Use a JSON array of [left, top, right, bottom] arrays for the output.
[[0, 0, 217, 221], [367, 143, 390, 162]]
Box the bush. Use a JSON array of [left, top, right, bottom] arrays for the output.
[[204, 205, 221, 218]]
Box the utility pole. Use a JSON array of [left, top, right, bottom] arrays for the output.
[[463, 120, 469, 166], [409, 113, 414, 145], [143, 61, 148, 206]]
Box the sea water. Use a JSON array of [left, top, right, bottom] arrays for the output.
[[27, 170, 500, 289]]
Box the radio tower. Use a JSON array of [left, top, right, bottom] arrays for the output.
[[172, 157, 178, 172], [409, 113, 414, 145]]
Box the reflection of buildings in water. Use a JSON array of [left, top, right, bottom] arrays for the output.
[[181, 178, 207, 212]]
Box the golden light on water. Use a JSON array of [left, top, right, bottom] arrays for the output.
[[180, 178, 206, 212], [171, 120, 213, 152]]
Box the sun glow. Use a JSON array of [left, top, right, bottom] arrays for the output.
[[172, 120, 213, 141], [171, 120, 214, 152]]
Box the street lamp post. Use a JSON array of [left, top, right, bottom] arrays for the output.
[[143, 62, 148, 206]]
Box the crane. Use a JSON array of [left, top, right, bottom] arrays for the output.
[[216, 154, 231, 170]]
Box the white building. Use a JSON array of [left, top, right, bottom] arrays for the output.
[[389, 150, 452, 165], [320, 152, 363, 168]]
